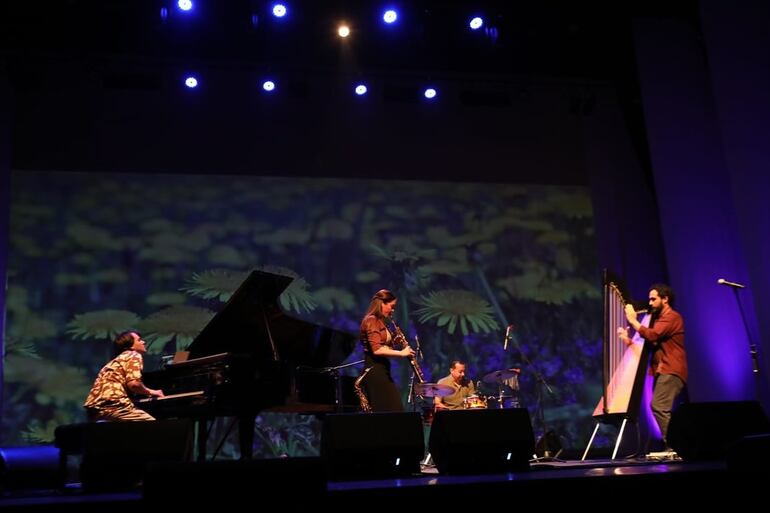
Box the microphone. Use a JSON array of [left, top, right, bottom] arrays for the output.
[[718, 278, 746, 289], [503, 324, 513, 350]]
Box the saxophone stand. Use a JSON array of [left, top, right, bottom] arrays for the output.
[[319, 360, 365, 413]]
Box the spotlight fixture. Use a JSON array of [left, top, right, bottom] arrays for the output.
[[177, 0, 193, 12], [354, 84, 368, 96], [382, 9, 398, 24], [272, 4, 287, 18], [184, 76, 198, 88], [262, 80, 276, 92], [424, 88, 437, 99], [469, 16, 484, 30], [337, 24, 350, 38]]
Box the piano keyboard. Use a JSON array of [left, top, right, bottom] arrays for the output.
[[136, 390, 205, 403]]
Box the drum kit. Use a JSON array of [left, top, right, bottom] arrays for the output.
[[414, 367, 521, 410]]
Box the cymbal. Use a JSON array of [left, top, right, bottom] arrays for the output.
[[414, 383, 454, 397], [482, 368, 521, 383]]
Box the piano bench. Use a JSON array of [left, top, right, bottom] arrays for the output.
[[54, 420, 194, 490], [53, 422, 90, 487]]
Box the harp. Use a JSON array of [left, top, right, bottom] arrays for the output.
[[582, 270, 650, 460]]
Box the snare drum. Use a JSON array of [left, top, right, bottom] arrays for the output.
[[463, 394, 487, 409]]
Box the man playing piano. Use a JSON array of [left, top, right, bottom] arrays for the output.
[[84, 331, 165, 421]]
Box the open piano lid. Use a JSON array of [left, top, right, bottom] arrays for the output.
[[186, 269, 356, 369]]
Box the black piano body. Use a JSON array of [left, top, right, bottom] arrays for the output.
[[140, 270, 359, 459]]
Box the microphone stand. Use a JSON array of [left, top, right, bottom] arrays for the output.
[[727, 286, 762, 402], [507, 336, 563, 462]]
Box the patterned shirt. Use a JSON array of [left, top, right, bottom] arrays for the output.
[[83, 350, 143, 413]]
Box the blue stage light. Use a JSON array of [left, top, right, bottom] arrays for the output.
[[263, 80, 276, 92], [424, 88, 437, 99], [383, 9, 398, 24], [355, 84, 368, 96], [469, 17, 484, 30], [272, 4, 287, 18], [184, 76, 198, 88], [177, 0, 193, 12]]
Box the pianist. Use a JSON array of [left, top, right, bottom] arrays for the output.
[[84, 331, 165, 421]]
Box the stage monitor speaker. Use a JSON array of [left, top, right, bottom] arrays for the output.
[[321, 412, 424, 480], [668, 401, 770, 461], [0, 445, 60, 491], [429, 408, 534, 474], [79, 419, 193, 490]]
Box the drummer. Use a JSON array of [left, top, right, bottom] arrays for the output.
[[434, 360, 477, 410]]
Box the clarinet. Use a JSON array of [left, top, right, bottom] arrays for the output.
[[389, 321, 426, 384]]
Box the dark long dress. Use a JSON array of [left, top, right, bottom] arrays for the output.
[[359, 315, 404, 412]]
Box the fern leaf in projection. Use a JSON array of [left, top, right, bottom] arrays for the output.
[[21, 419, 60, 444], [66, 221, 123, 251], [258, 265, 317, 314], [497, 267, 600, 305], [182, 267, 317, 314], [146, 292, 188, 307], [139, 305, 216, 353], [312, 287, 356, 312], [4, 337, 40, 358], [181, 269, 250, 302], [414, 290, 499, 336], [255, 413, 320, 458], [66, 310, 142, 340], [4, 354, 91, 405]]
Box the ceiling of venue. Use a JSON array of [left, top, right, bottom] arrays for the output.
[[1, 1, 699, 80]]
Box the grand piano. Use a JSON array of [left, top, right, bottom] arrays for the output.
[[140, 270, 359, 459]]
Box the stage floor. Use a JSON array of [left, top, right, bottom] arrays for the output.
[[0, 455, 762, 510]]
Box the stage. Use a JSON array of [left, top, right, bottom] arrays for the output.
[[1, 454, 764, 510]]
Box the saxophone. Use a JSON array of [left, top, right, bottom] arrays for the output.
[[389, 321, 426, 384], [354, 366, 374, 413]]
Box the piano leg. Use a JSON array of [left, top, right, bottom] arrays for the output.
[[196, 418, 210, 462], [238, 413, 256, 460]]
